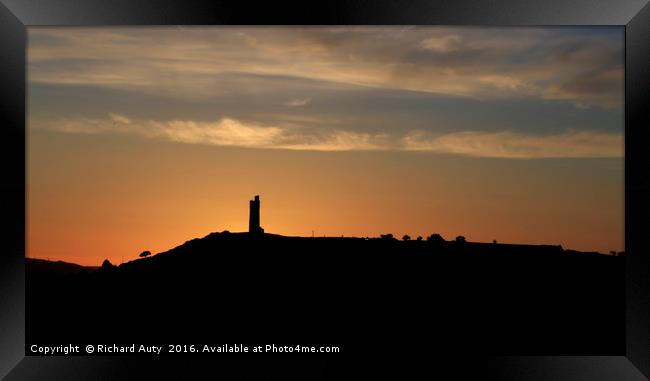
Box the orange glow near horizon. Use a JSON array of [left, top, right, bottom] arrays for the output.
[[27, 129, 623, 266]]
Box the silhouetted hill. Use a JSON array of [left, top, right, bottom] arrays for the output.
[[26, 257, 98, 275], [115, 231, 599, 271], [27, 231, 624, 361]]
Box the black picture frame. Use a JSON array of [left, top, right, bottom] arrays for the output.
[[1, 0, 649, 379]]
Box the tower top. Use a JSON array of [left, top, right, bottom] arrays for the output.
[[249, 195, 264, 234]]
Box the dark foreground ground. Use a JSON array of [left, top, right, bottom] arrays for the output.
[[26, 232, 624, 372]]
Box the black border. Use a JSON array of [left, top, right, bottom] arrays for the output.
[[2, 0, 649, 379]]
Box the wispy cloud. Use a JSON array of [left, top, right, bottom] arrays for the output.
[[39, 114, 623, 158], [284, 98, 311, 107], [28, 27, 623, 110], [47, 115, 286, 148], [402, 129, 623, 158], [278, 130, 388, 151], [108, 112, 132, 125]]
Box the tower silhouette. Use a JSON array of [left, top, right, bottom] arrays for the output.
[[249, 195, 264, 234]]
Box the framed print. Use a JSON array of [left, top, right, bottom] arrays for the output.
[[1, 0, 649, 379]]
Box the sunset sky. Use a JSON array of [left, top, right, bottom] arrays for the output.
[[27, 27, 624, 266]]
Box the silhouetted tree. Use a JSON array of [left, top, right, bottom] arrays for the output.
[[455, 236, 466, 243], [380, 233, 395, 240], [416, 236, 423, 241], [139, 250, 151, 259], [403, 235, 411, 241], [100, 259, 114, 270], [493, 240, 497, 244], [427, 234, 445, 243]]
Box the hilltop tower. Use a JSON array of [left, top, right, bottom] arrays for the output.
[[249, 195, 264, 234]]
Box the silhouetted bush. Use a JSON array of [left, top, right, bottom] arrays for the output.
[[426, 234, 445, 243], [416, 236, 423, 241], [455, 236, 466, 243], [101, 259, 114, 268], [380, 234, 395, 240], [139, 250, 152, 258], [402, 235, 411, 241]]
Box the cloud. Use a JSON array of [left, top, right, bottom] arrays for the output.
[[43, 113, 386, 151], [28, 27, 623, 110], [109, 113, 132, 124], [45, 114, 285, 148], [150, 118, 285, 147], [278, 130, 389, 151], [40, 113, 622, 158], [420, 35, 463, 53], [284, 98, 311, 107], [542, 66, 623, 109], [402, 129, 623, 158]]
